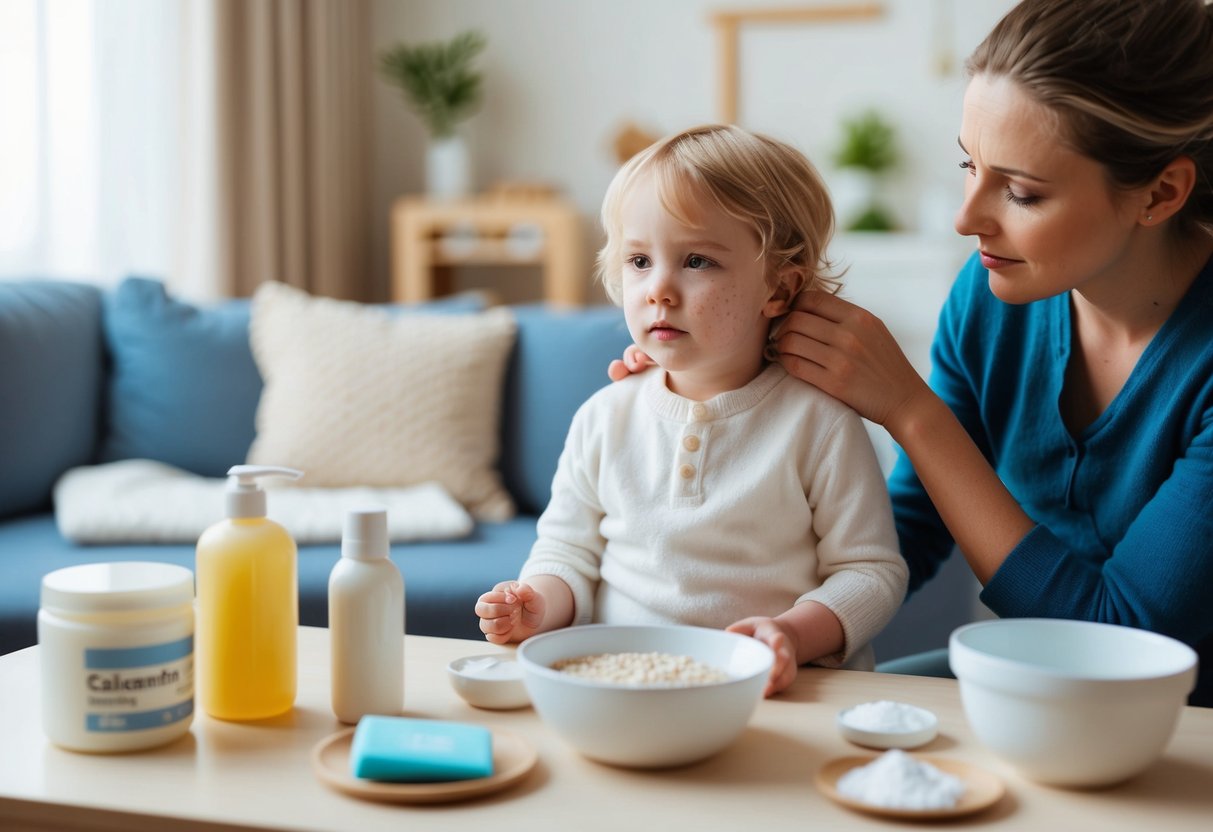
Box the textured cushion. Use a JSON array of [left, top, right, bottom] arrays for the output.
[[499, 304, 633, 515], [98, 277, 490, 479], [0, 280, 104, 518], [247, 282, 517, 520], [99, 277, 261, 477]]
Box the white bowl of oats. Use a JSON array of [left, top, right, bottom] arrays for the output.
[[516, 624, 773, 768]]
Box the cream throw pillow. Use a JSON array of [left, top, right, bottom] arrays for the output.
[[247, 282, 517, 521]]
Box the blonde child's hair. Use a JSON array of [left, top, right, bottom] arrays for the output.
[[596, 124, 839, 305]]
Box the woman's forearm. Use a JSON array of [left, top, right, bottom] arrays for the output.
[[889, 390, 1037, 585]]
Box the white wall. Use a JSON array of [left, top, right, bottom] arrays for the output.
[[370, 0, 1016, 300]]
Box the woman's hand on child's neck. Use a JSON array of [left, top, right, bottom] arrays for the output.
[[607, 344, 656, 382]]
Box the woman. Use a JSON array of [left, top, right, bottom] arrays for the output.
[[612, 0, 1213, 706]]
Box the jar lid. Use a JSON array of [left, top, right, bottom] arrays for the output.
[[41, 562, 194, 613]]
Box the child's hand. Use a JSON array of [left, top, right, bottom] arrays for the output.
[[607, 345, 655, 381], [726, 617, 799, 697], [475, 580, 545, 644]]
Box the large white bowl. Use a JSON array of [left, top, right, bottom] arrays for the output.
[[516, 624, 773, 768], [949, 619, 1197, 787]]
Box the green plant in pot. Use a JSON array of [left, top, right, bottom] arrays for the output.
[[379, 30, 487, 198], [832, 110, 899, 232]]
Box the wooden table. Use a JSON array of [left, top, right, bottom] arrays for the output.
[[1, 627, 1211, 831]]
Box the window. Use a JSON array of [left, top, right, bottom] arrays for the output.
[[0, 0, 181, 284]]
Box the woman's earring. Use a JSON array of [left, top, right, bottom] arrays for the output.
[[1146, 214, 1153, 222]]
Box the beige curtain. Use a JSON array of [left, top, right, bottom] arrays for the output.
[[212, 0, 373, 301]]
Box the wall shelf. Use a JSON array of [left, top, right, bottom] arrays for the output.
[[391, 194, 586, 305]]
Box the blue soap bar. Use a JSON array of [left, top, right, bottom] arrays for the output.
[[349, 716, 494, 782]]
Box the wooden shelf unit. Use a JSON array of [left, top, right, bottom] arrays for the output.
[[391, 194, 586, 305]]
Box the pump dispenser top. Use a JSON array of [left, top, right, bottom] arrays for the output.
[[225, 465, 302, 519]]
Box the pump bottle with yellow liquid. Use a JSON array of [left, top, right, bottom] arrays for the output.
[[196, 465, 302, 720]]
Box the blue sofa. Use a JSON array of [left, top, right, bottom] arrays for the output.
[[0, 278, 979, 661]]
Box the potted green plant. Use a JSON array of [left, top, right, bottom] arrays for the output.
[[832, 110, 899, 232], [379, 31, 487, 198]]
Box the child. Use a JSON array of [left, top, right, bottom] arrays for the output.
[[475, 125, 907, 696]]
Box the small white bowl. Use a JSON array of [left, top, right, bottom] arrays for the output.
[[447, 653, 531, 710], [950, 619, 1197, 786], [517, 624, 773, 768], [836, 700, 938, 750]]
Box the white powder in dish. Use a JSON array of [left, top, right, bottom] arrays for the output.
[[841, 700, 934, 733], [458, 656, 523, 680], [836, 749, 965, 810]]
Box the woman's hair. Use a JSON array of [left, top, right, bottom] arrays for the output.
[[596, 124, 838, 305], [967, 0, 1213, 237]]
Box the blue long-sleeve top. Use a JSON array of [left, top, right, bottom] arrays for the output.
[[890, 252, 1213, 706]]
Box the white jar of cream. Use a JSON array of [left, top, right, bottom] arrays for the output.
[[38, 562, 195, 752]]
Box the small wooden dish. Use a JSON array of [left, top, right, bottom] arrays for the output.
[[816, 754, 1005, 820], [312, 726, 538, 804]]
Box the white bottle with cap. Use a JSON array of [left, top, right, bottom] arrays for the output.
[[196, 464, 302, 721], [329, 505, 405, 724]]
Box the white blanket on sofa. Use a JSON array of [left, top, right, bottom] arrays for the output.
[[54, 460, 474, 544]]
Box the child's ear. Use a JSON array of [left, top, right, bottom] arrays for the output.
[[763, 265, 807, 318]]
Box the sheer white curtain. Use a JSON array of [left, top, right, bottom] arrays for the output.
[[1, 0, 373, 301], [0, 0, 215, 297]]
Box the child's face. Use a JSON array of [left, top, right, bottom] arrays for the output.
[[619, 172, 784, 400]]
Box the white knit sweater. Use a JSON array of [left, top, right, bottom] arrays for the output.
[[519, 363, 907, 668]]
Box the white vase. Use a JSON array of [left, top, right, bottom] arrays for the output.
[[426, 135, 472, 199], [831, 168, 877, 227]]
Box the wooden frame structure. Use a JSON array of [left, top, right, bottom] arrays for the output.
[[709, 4, 885, 124]]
